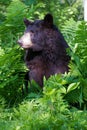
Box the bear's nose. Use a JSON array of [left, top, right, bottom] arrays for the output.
[[17, 39, 22, 45]]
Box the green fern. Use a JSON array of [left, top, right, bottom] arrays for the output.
[[0, 46, 27, 106], [65, 22, 87, 107], [0, 0, 27, 49], [62, 18, 80, 48]]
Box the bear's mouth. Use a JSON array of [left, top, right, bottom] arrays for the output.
[[25, 48, 42, 61]]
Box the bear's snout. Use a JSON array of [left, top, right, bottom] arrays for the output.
[[18, 33, 33, 49], [18, 39, 22, 45]]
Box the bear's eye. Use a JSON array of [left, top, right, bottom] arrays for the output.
[[30, 30, 34, 33]]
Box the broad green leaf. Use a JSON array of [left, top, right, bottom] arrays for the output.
[[60, 87, 66, 94], [67, 82, 80, 93]]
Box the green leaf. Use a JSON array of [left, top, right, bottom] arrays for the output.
[[60, 87, 66, 94], [67, 82, 80, 93]]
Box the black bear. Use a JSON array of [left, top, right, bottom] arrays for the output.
[[18, 14, 70, 87]]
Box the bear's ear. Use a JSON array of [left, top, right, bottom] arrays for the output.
[[44, 14, 53, 27], [24, 18, 32, 27]]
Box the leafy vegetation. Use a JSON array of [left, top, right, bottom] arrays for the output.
[[0, 0, 87, 130]]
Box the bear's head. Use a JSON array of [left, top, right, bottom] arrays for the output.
[[18, 14, 69, 63], [18, 14, 55, 49]]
